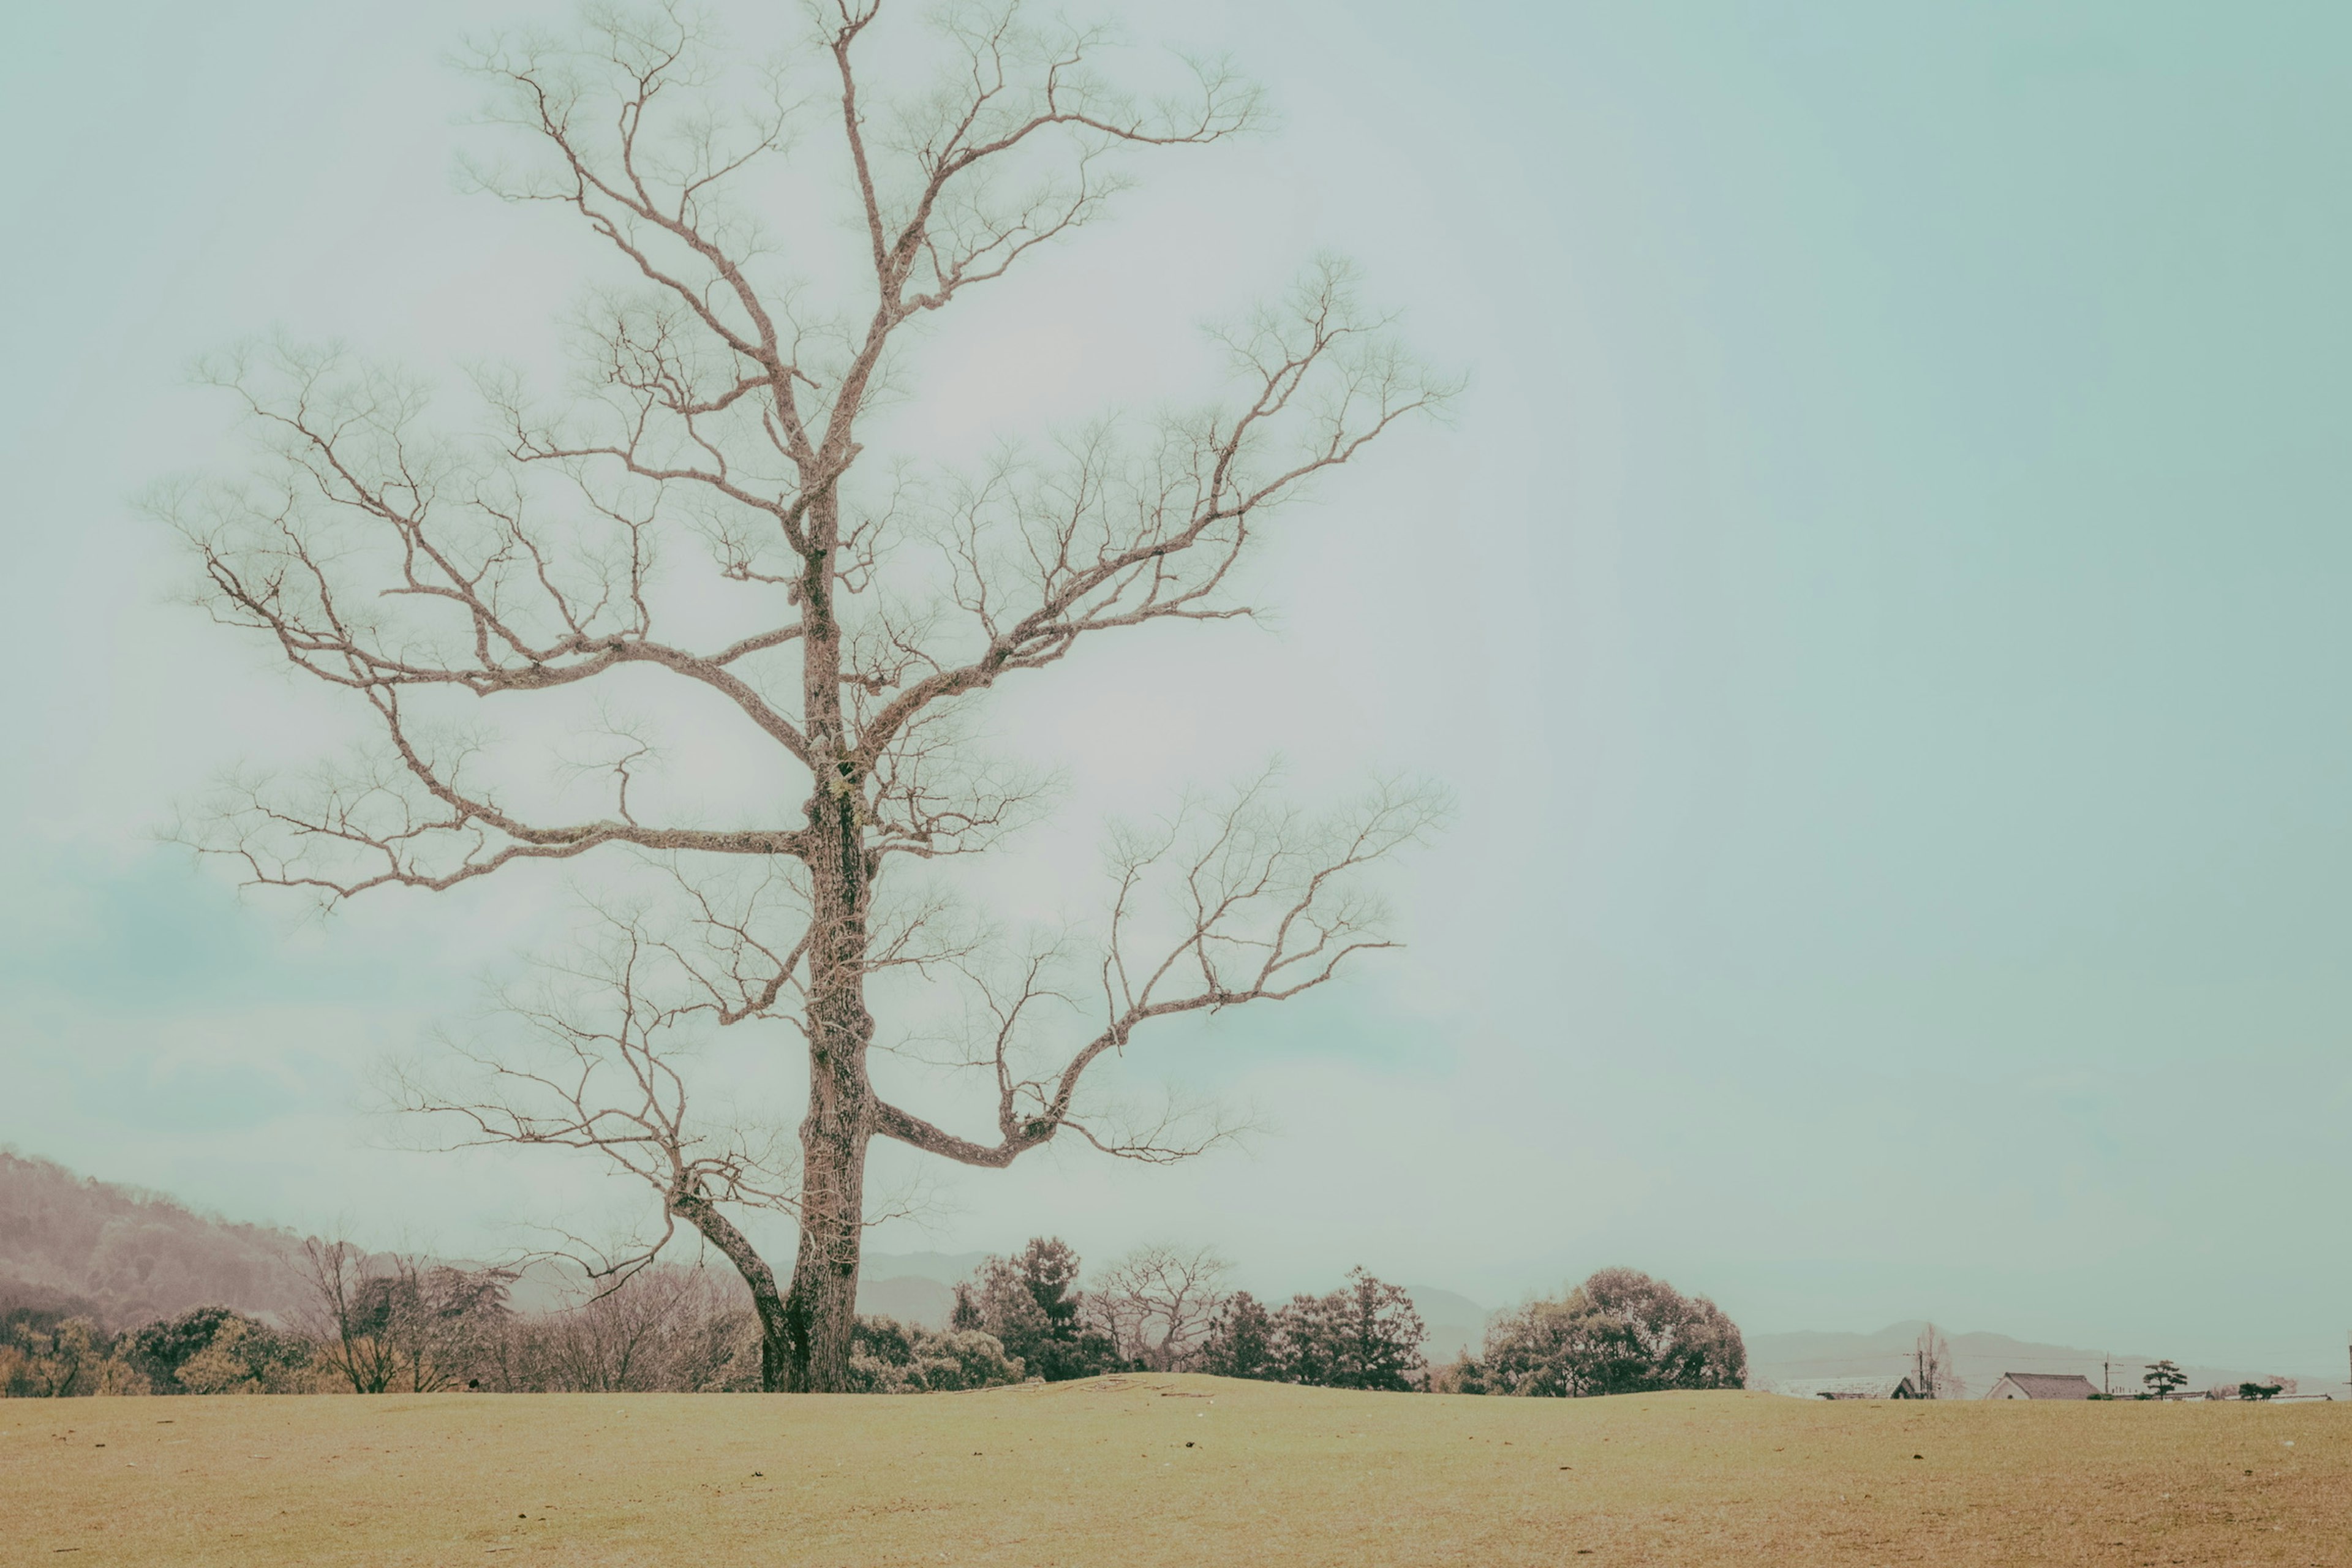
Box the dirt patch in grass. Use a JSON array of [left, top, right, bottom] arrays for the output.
[[2, 1376, 2343, 1566]]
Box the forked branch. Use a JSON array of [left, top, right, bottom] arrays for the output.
[[872, 774, 1445, 1167]]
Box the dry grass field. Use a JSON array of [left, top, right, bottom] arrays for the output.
[[3, 1375, 2344, 1567]]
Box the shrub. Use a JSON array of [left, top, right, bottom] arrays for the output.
[[127, 1307, 313, 1395], [847, 1317, 1022, 1393], [2, 1317, 111, 1397], [1460, 1268, 1744, 1397]]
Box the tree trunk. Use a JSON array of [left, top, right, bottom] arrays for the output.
[[782, 769, 876, 1391], [776, 472, 879, 1395], [782, 1121, 867, 1390]]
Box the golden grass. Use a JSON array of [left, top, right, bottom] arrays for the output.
[[3, 1376, 2344, 1566]]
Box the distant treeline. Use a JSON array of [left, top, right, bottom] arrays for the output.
[[2, 1229, 1745, 1400], [0, 1257, 753, 1398]]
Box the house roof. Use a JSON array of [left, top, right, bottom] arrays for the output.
[[1993, 1373, 2098, 1399]]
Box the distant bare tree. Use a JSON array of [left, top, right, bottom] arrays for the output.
[[169, 0, 1449, 1392], [379, 1259, 511, 1392], [1089, 1243, 1231, 1371], [496, 1265, 756, 1392], [294, 1238, 509, 1393], [1912, 1322, 1964, 1400], [296, 1238, 404, 1394]]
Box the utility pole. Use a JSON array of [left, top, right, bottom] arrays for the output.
[[2103, 1352, 2111, 1398], [1910, 1322, 1958, 1399]]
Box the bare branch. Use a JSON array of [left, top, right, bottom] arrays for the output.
[[386, 912, 803, 1219], [1088, 1243, 1234, 1370], [872, 772, 1445, 1167], [852, 261, 1456, 764]]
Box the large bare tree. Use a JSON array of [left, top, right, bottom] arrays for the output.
[[168, 0, 1449, 1391]]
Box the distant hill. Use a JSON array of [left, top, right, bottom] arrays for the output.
[[859, 1273, 956, 1330], [1406, 1287, 1492, 1365], [470, 1256, 956, 1329], [861, 1251, 992, 1288], [0, 1159, 1002, 1336], [27, 1156, 2320, 1397], [0, 1157, 1488, 1355], [0, 1274, 108, 1327], [1747, 1321, 2339, 1401], [0, 1152, 308, 1330], [856, 1251, 989, 1331]]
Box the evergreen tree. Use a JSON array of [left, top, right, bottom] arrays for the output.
[[1196, 1292, 1280, 1380], [1273, 1269, 1425, 1391], [1194, 1269, 1425, 1390], [953, 1238, 1120, 1382]]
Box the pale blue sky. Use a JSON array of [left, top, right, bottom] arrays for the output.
[[4, 1, 2350, 1376]]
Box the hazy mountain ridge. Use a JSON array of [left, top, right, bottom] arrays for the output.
[[853, 1253, 989, 1330], [0, 1153, 982, 1332], [13, 1156, 2331, 1392], [0, 1159, 1114, 1337], [0, 1152, 310, 1329], [859, 1251, 992, 1288], [1747, 1321, 2343, 1400], [1404, 1286, 1491, 1365], [856, 1270, 959, 1330], [0, 1155, 1501, 1358]]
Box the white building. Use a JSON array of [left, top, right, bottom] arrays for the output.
[[1985, 1372, 2098, 1400]]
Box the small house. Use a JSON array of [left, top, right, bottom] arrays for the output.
[[1985, 1373, 2097, 1401]]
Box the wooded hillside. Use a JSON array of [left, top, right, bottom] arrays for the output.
[[0, 1153, 305, 1329]]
